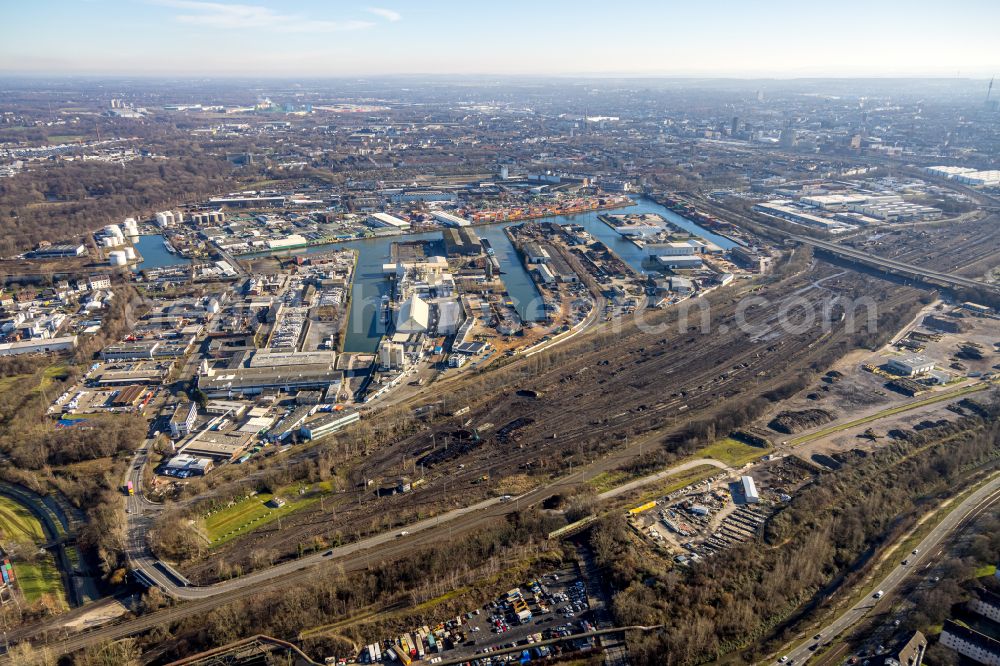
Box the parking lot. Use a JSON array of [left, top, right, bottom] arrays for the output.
[[354, 563, 600, 665]]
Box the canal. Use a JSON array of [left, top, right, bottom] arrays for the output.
[[264, 197, 734, 353]]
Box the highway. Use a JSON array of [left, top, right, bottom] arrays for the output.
[[774, 474, 1000, 665], [791, 235, 1000, 294]]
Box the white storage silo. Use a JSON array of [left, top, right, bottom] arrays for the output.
[[124, 247, 137, 261], [109, 251, 128, 266]]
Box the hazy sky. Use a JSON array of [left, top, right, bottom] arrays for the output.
[[2, 0, 999, 77]]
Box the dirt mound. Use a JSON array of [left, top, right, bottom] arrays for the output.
[[768, 408, 835, 434]]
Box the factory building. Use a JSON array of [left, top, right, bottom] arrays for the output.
[[180, 430, 253, 461], [169, 402, 197, 439], [190, 210, 226, 225], [523, 242, 550, 263], [27, 244, 86, 259], [379, 341, 406, 370], [887, 355, 935, 377], [924, 166, 978, 179], [653, 255, 703, 270], [100, 337, 195, 361], [197, 349, 341, 397], [436, 299, 463, 335], [0, 335, 77, 357], [155, 210, 184, 228], [208, 195, 285, 209], [433, 211, 471, 227], [443, 227, 482, 256], [395, 294, 430, 334], [368, 212, 411, 230], [954, 170, 1000, 187], [299, 411, 361, 440], [162, 454, 213, 478], [741, 475, 760, 504], [754, 201, 853, 233]]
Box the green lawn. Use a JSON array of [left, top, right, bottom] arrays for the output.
[[589, 438, 767, 495], [0, 496, 47, 544], [15, 558, 67, 607], [203, 481, 336, 546], [0, 496, 67, 608], [695, 437, 771, 467]]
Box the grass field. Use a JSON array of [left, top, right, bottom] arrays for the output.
[[46, 135, 86, 144], [0, 496, 67, 607], [16, 559, 66, 606], [0, 496, 47, 544], [204, 481, 336, 546], [695, 437, 770, 467], [589, 438, 766, 494]]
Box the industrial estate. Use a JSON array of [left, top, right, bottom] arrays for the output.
[[0, 17, 999, 666]]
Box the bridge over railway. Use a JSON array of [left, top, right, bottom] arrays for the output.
[[791, 235, 1000, 294]]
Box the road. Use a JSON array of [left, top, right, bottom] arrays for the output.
[[791, 235, 1000, 294], [7, 453, 734, 660], [775, 474, 1000, 665]]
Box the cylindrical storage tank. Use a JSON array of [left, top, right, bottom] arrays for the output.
[[109, 251, 127, 266], [124, 247, 137, 261], [102, 237, 115, 248], [105, 224, 124, 238], [124, 218, 139, 235]]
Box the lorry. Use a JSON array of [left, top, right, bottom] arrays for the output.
[[126, 480, 134, 495]]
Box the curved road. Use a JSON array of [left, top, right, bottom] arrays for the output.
[[774, 474, 1000, 665]]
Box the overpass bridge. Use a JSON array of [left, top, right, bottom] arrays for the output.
[[791, 235, 1000, 295]]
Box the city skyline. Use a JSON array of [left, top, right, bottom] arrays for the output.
[[3, 0, 999, 78]]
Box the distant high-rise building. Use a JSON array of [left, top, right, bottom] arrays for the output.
[[731, 117, 739, 135], [779, 123, 796, 148]]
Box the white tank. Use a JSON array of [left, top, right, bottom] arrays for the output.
[[102, 237, 116, 248], [104, 224, 124, 238], [109, 251, 127, 266], [123, 218, 139, 235], [124, 247, 137, 260]]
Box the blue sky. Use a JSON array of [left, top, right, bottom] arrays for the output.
[[2, 0, 998, 77]]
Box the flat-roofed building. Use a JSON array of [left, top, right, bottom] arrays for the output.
[[27, 244, 86, 259], [300, 411, 360, 440], [110, 385, 148, 408], [433, 211, 471, 227], [204, 400, 249, 418], [180, 430, 253, 461], [368, 212, 410, 230], [162, 454, 213, 478], [0, 335, 77, 357], [198, 349, 341, 398], [169, 402, 197, 439], [887, 355, 935, 377]]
